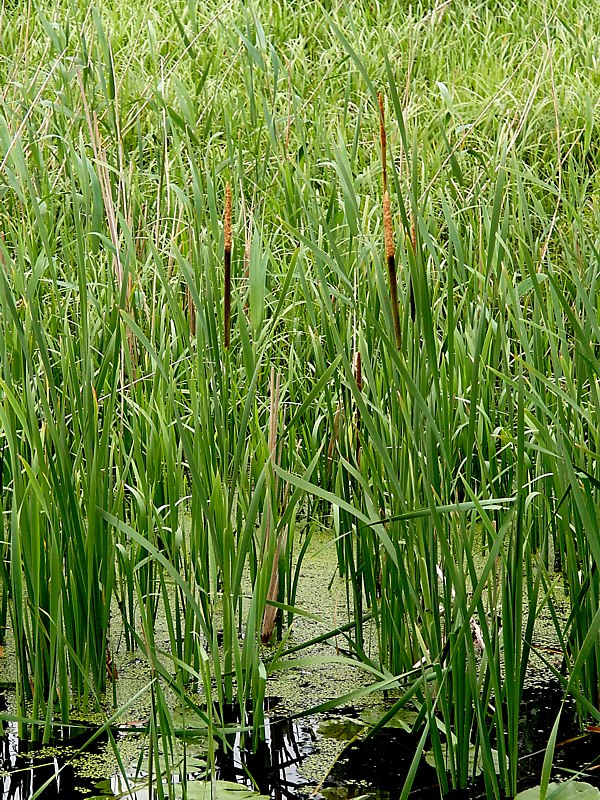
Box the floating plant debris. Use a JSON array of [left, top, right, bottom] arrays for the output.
[[515, 783, 600, 800]]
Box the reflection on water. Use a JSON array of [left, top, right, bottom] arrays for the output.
[[0, 695, 316, 800], [0, 694, 109, 799], [215, 699, 315, 799], [517, 681, 600, 792], [0, 681, 598, 799]]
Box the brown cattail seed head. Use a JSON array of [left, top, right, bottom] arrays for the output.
[[224, 182, 232, 253], [383, 191, 394, 261]]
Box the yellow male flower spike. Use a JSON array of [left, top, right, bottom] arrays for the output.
[[378, 91, 387, 195]]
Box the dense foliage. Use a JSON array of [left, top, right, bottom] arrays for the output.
[[0, 0, 599, 796]]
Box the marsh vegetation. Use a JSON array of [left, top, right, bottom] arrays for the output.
[[0, 0, 600, 796]]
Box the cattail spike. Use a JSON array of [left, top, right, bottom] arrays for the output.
[[224, 183, 232, 253], [378, 91, 387, 195], [224, 182, 232, 350], [383, 191, 402, 350], [378, 96, 401, 349], [383, 191, 394, 261]]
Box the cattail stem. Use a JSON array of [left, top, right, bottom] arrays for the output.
[[224, 182, 232, 349], [384, 191, 402, 349]]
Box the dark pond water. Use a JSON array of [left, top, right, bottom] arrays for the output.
[[321, 681, 600, 800], [0, 695, 316, 800], [0, 682, 599, 799], [212, 698, 316, 799], [0, 700, 110, 799]]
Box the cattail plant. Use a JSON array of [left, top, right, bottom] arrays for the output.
[[224, 181, 232, 349], [379, 93, 402, 349]]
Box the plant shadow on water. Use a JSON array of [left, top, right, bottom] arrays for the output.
[[1, 683, 600, 799]]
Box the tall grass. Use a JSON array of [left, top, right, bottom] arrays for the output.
[[0, 0, 599, 795]]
